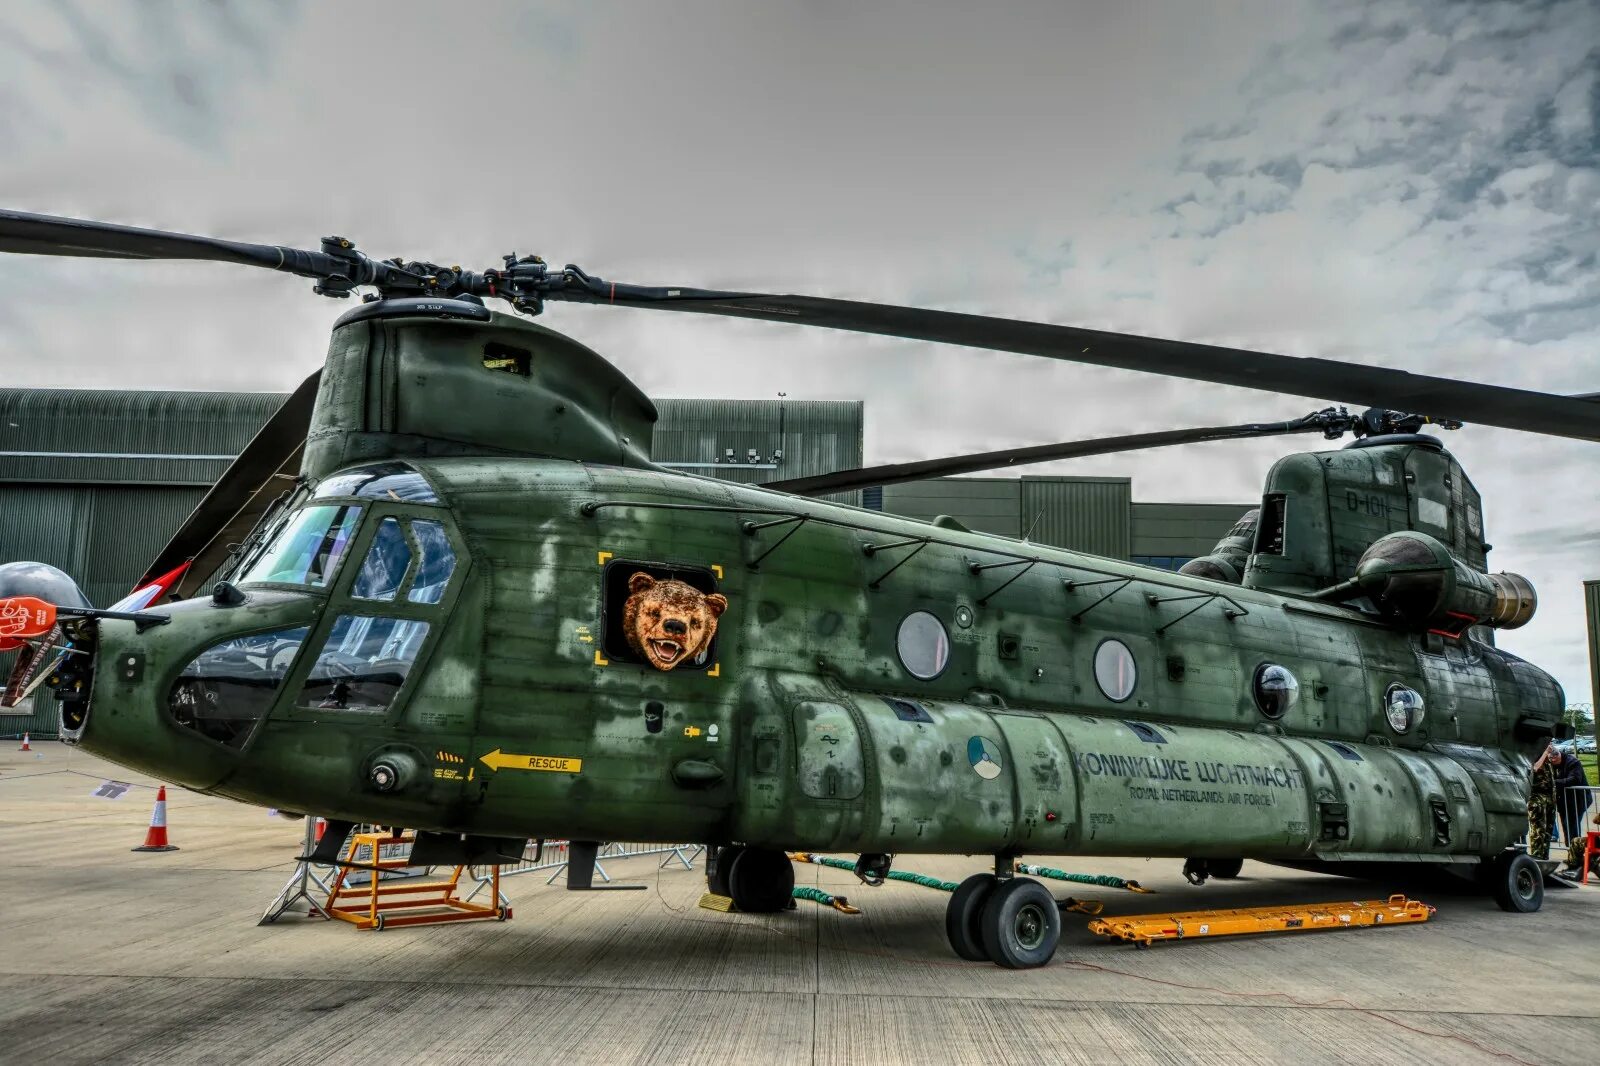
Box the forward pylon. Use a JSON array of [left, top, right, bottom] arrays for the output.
[[132, 785, 179, 852]]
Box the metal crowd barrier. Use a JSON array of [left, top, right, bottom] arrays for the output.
[[464, 840, 704, 905]]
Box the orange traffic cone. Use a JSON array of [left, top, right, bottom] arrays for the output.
[[17, 733, 30, 752], [132, 785, 179, 852]]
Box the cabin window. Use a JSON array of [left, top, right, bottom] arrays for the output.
[[896, 611, 950, 680], [407, 520, 457, 604], [351, 518, 411, 601], [1384, 683, 1424, 734], [1252, 663, 1299, 719], [167, 627, 310, 748], [236, 505, 361, 588], [298, 615, 431, 714], [1093, 638, 1137, 702]]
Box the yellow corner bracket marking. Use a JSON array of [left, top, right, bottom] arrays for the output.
[[707, 662, 720, 678], [597, 551, 613, 567], [711, 564, 723, 579], [479, 749, 583, 774], [594, 649, 609, 666]]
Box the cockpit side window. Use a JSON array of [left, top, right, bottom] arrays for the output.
[[407, 520, 457, 604], [352, 518, 412, 601], [168, 627, 310, 748], [237, 505, 362, 588], [298, 614, 431, 714]]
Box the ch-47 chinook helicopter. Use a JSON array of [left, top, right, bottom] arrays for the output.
[[0, 209, 1590, 969]]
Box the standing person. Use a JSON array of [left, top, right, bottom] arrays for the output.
[[1552, 746, 1591, 872], [1528, 744, 1556, 860]]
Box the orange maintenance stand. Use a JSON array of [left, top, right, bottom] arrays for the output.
[[1087, 894, 1434, 948], [324, 829, 509, 930]]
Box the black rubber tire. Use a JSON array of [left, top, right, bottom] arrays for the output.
[[1489, 853, 1544, 913], [979, 877, 1061, 969], [1209, 858, 1244, 880], [708, 845, 743, 897], [727, 847, 794, 913], [945, 874, 998, 961]]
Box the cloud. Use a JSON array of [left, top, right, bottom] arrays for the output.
[[0, 0, 1596, 697]]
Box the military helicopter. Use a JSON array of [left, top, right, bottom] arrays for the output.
[[0, 209, 1588, 969]]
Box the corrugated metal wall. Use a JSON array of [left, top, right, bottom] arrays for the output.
[[652, 399, 864, 505], [882, 479, 1024, 538], [1021, 477, 1131, 558], [1130, 502, 1254, 562], [881, 476, 1136, 558], [0, 389, 285, 485], [0, 485, 209, 606], [0, 694, 58, 740]]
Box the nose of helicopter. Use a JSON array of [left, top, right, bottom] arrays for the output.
[[75, 590, 321, 791]]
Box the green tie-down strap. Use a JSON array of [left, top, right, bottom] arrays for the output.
[[789, 853, 959, 891], [792, 886, 860, 913], [1016, 862, 1151, 893], [789, 852, 1147, 894]]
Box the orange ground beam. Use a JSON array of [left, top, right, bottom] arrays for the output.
[[1087, 894, 1434, 947]]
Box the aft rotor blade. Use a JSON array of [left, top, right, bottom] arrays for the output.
[[768, 420, 1322, 496], [140, 372, 319, 596], [0, 209, 336, 276], [550, 287, 1600, 443]]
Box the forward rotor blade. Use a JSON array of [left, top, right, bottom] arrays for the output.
[[551, 287, 1600, 443], [0, 209, 332, 276], [140, 372, 319, 597], [768, 419, 1323, 496]]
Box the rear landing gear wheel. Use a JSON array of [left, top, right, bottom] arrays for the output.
[[1488, 852, 1543, 913], [726, 847, 794, 913], [945, 873, 998, 961], [979, 877, 1061, 969], [1209, 858, 1244, 880]]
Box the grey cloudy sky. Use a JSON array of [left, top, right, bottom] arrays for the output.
[[2, 1, 1598, 698]]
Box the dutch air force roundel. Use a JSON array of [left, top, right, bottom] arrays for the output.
[[967, 736, 1002, 780]]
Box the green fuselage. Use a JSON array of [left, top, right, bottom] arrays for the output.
[[80, 455, 1558, 865]]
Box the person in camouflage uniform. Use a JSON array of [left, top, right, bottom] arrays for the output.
[[1527, 743, 1556, 860]]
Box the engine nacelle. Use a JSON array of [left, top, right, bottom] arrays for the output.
[[1336, 531, 1535, 634]]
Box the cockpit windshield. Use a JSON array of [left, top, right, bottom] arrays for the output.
[[237, 504, 362, 588]]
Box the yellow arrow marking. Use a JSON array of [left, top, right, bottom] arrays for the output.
[[478, 749, 583, 774]]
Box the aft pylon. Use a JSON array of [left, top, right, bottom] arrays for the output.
[[131, 785, 180, 852], [17, 732, 30, 751]]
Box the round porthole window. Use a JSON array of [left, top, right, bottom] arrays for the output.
[[896, 611, 950, 680], [1093, 639, 1137, 703], [1384, 683, 1424, 733], [1252, 663, 1299, 719]]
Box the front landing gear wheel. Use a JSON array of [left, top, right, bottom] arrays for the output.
[[726, 847, 794, 913], [1489, 852, 1544, 913], [1209, 858, 1244, 880], [979, 877, 1061, 969], [707, 845, 744, 897], [945, 873, 998, 961]]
